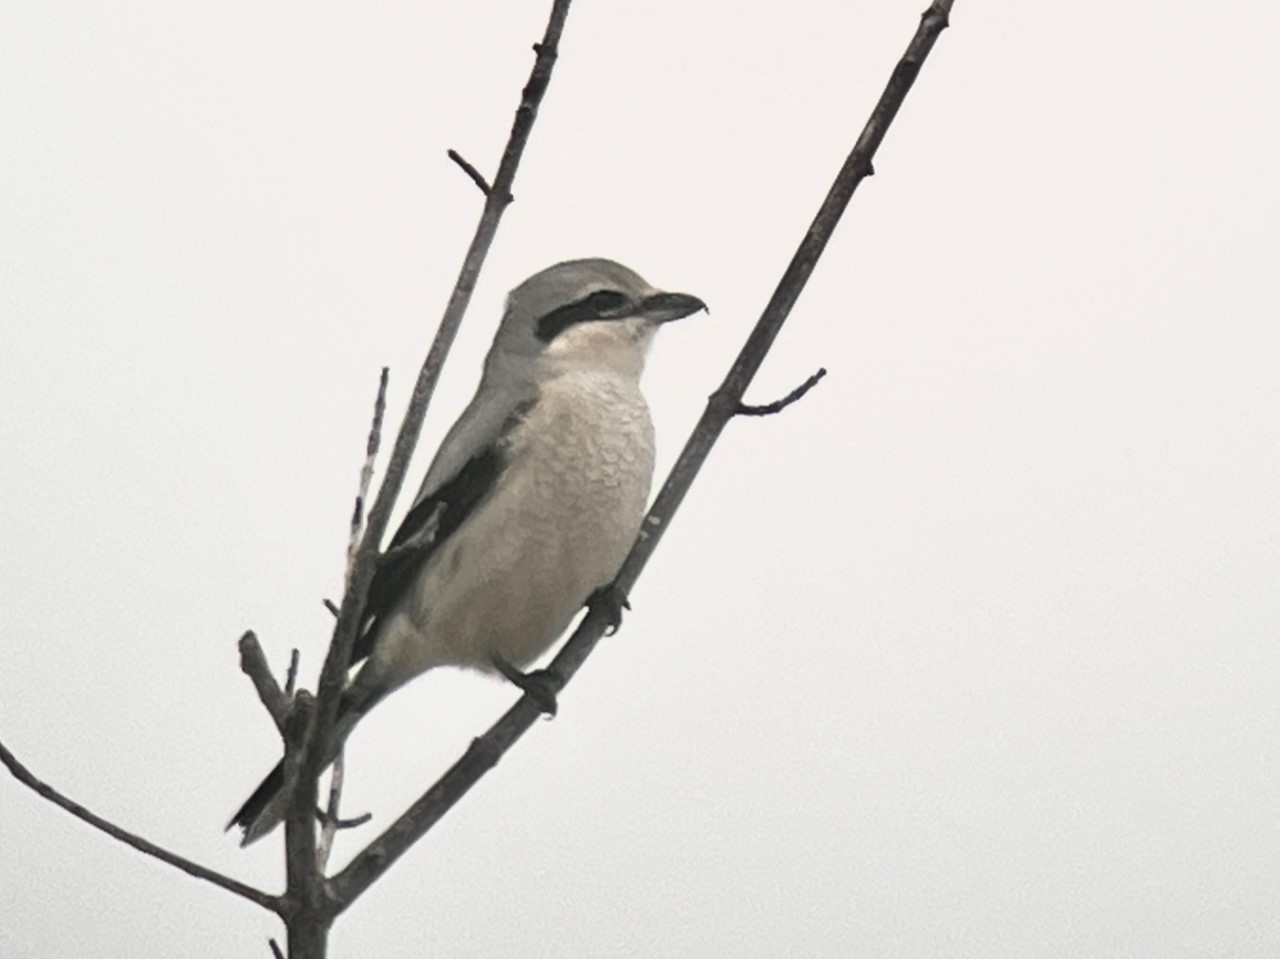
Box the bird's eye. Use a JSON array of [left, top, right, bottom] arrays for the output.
[[587, 290, 630, 316]]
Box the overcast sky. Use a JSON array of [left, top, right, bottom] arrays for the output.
[[2, 1, 1278, 956]]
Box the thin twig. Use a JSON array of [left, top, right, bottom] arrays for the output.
[[285, 649, 301, 698], [238, 632, 289, 735], [294, 0, 575, 860], [315, 749, 346, 872], [608, 0, 954, 585], [447, 149, 494, 197], [269, 939, 286, 959], [315, 809, 372, 830], [327, 0, 956, 910], [347, 369, 390, 578], [302, 367, 389, 863], [736, 368, 827, 416], [0, 738, 279, 913]]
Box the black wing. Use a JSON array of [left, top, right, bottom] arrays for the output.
[[230, 446, 504, 840], [348, 441, 505, 668]]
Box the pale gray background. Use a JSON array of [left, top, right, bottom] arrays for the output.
[[2, 1, 1278, 957]]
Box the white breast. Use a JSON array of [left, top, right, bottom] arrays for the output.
[[372, 370, 655, 686]]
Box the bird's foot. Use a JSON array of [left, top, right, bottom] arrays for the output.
[[588, 583, 631, 636], [493, 655, 561, 716]]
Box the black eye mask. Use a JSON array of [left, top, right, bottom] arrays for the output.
[[535, 290, 634, 342]]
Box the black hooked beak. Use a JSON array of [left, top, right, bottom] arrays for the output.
[[639, 291, 708, 324]]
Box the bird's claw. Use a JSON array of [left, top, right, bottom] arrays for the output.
[[493, 655, 561, 716], [588, 584, 631, 636]]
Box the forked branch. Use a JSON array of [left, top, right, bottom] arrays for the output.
[[299, 0, 575, 817], [327, 0, 957, 909]]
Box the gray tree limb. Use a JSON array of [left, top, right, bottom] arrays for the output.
[[327, 0, 957, 910], [276, 1, 578, 955], [0, 738, 279, 913]]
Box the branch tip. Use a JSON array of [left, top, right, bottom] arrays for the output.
[[317, 808, 374, 831], [0, 737, 279, 912], [238, 631, 290, 733], [284, 648, 301, 698], [447, 149, 493, 197], [735, 368, 828, 417], [346, 367, 392, 577]]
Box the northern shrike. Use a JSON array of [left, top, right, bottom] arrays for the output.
[[228, 258, 705, 844]]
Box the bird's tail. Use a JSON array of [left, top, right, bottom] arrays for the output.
[[226, 691, 374, 846], [225, 761, 285, 845]]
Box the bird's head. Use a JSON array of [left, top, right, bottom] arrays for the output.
[[486, 258, 706, 383]]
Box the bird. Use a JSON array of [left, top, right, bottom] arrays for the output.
[[228, 258, 706, 844]]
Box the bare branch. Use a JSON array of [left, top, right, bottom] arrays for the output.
[[317, 809, 372, 831], [283, 909, 329, 959], [281, 692, 317, 860], [262, 12, 579, 951], [280, 694, 332, 952], [284, 649, 301, 699], [328, 0, 956, 910], [329, 725, 520, 909], [446, 149, 494, 197], [0, 738, 279, 913], [238, 632, 290, 735], [735, 367, 827, 417], [269, 939, 286, 959], [315, 749, 347, 873], [607, 0, 954, 582], [347, 369, 390, 577], [297, 0, 575, 848]]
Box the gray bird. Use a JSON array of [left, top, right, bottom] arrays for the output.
[[228, 258, 705, 844]]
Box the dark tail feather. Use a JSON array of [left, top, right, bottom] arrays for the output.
[[226, 760, 285, 837], [226, 691, 378, 844]]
